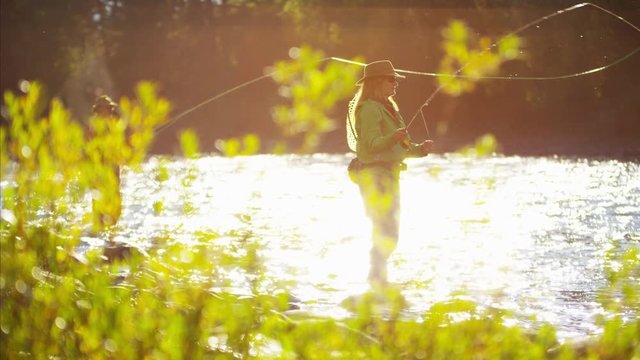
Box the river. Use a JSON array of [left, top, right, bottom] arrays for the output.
[[114, 153, 639, 340]]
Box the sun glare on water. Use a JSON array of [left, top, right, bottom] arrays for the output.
[[121, 153, 638, 338]]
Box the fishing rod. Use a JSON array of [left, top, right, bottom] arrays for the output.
[[332, 46, 640, 81], [155, 74, 272, 135], [403, 1, 640, 134], [155, 2, 640, 137]]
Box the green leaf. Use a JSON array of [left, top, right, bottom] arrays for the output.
[[241, 133, 261, 155], [179, 129, 200, 159]]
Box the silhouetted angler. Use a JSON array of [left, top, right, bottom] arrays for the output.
[[347, 60, 434, 288]]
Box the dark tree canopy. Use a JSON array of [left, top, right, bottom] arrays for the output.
[[2, 0, 639, 156]]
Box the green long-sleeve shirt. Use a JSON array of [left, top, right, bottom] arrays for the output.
[[355, 99, 423, 164]]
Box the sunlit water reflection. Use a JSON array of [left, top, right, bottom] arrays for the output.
[[119, 154, 639, 339]]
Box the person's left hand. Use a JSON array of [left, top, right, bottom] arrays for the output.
[[420, 140, 434, 155]]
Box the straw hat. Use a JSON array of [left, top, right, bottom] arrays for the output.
[[356, 60, 405, 85]]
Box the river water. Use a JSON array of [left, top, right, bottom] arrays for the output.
[[117, 153, 639, 340]]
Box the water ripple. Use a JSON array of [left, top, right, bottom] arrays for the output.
[[115, 154, 639, 339]]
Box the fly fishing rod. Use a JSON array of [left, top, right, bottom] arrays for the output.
[[154, 2, 640, 138], [401, 2, 640, 137]]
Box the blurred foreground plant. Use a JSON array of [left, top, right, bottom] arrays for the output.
[[0, 82, 294, 358], [271, 46, 361, 153], [589, 244, 640, 358], [456, 133, 500, 157], [215, 133, 261, 157], [439, 20, 522, 96], [438, 19, 522, 158], [213, 45, 360, 156], [1, 81, 638, 359]]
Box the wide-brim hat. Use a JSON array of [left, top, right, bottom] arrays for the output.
[[356, 60, 405, 85]]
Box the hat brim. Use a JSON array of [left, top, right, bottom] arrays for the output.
[[356, 73, 406, 85]]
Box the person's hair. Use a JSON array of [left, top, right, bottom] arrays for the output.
[[346, 76, 399, 151]]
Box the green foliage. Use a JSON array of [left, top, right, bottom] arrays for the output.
[[271, 45, 361, 153], [215, 133, 261, 157], [439, 20, 522, 96], [177, 130, 201, 215], [153, 159, 170, 216], [600, 245, 640, 313], [0, 79, 168, 232], [120, 82, 171, 166], [456, 133, 500, 157], [2, 80, 639, 359], [588, 244, 640, 358], [179, 129, 200, 159]]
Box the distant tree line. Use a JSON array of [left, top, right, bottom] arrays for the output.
[[2, 0, 638, 156]]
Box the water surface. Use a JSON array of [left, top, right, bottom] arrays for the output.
[[118, 154, 639, 339]]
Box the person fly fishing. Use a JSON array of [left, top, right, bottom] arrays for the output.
[[347, 60, 433, 289], [90, 95, 123, 232], [88, 94, 141, 262]]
